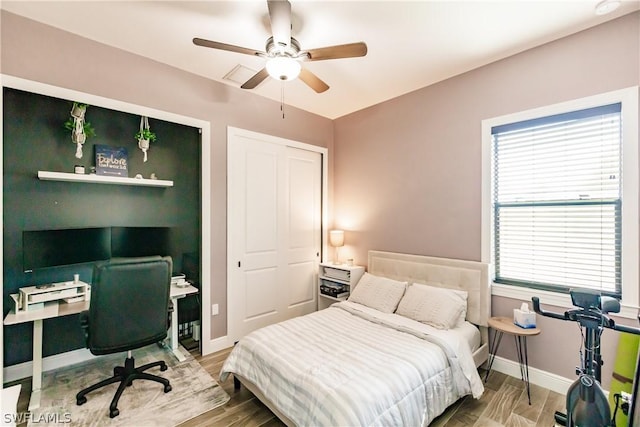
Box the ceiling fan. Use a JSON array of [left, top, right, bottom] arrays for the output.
[[193, 0, 367, 93]]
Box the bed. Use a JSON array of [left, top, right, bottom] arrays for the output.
[[220, 250, 491, 426]]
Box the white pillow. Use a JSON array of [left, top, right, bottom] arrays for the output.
[[348, 272, 407, 313], [396, 283, 468, 329]]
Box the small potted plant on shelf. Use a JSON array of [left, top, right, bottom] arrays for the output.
[[64, 102, 95, 159], [135, 116, 156, 162]]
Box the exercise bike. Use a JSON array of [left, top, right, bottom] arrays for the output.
[[533, 289, 640, 427]]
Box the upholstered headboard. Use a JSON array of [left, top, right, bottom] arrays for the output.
[[367, 250, 491, 327]]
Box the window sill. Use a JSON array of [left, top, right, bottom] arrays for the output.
[[491, 283, 639, 320]]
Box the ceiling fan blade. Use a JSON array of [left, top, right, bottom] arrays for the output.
[[267, 0, 291, 47], [304, 42, 368, 61], [193, 38, 264, 57], [241, 68, 270, 89], [299, 68, 329, 93]]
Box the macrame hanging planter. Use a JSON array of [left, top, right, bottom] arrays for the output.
[[136, 116, 156, 162], [72, 118, 86, 159], [64, 102, 94, 159]]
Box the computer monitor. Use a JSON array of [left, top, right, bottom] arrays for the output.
[[110, 226, 171, 258], [22, 227, 111, 271]]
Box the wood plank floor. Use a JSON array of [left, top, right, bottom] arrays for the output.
[[10, 345, 565, 426]]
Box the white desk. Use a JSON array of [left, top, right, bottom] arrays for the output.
[[4, 299, 89, 411], [167, 283, 199, 362], [3, 283, 199, 410]]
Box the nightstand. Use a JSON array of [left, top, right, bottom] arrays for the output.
[[318, 262, 364, 310], [485, 316, 541, 405]]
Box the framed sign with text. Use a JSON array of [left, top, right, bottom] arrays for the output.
[[95, 145, 128, 177]]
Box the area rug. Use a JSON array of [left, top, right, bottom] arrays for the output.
[[28, 345, 230, 426]]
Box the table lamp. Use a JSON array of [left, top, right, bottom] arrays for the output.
[[329, 230, 345, 265]]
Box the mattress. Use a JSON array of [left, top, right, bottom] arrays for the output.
[[220, 301, 484, 426], [456, 320, 482, 353]]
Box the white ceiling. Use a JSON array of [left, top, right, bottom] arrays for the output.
[[2, 1, 639, 119]]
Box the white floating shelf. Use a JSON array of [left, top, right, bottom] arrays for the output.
[[37, 171, 173, 187]]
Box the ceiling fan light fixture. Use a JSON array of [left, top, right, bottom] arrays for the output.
[[193, 0, 366, 93], [266, 57, 301, 81]]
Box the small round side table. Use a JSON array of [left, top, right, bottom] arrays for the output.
[[485, 316, 541, 405]]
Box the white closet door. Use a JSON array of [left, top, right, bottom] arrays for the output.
[[228, 128, 322, 342], [283, 147, 322, 318]]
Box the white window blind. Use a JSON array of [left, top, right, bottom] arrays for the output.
[[492, 103, 622, 296]]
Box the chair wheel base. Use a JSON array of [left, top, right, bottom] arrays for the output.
[[76, 355, 170, 418]]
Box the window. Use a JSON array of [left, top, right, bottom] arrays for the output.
[[493, 104, 621, 296], [482, 88, 639, 310]]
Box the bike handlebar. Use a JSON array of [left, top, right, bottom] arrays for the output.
[[532, 297, 566, 320], [532, 296, 640, 335], [615, 323, 640, 334]]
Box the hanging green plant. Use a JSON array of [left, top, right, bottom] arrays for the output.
[[63, 102, 95, 159], [136, 116, 156, 162], [134, 128, 157, 142], [64, 120, 96, 138], [70, 102, 88, 119]]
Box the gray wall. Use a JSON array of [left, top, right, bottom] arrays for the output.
[[0, 10, 334, 344], [333, 12, 640, 384], [3, 7, 640, 386]]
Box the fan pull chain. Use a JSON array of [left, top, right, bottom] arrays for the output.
[[280, 83, 285, 119]]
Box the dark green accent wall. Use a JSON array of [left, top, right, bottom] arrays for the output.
[[3, 88, 201, 366]]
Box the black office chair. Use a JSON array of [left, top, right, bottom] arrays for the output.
[[76, 256, 173, 418]]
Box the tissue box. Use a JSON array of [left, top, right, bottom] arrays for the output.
[[514, 309, 536, 328]]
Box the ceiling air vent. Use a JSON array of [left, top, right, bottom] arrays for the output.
[[223, 65, 259, 86]]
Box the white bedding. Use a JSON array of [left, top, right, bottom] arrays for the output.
[[456, 320, 482, 353], [220, 301, 484, 426]]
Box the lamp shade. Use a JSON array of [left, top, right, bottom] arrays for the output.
[[329, 230, 345, 247], [266, 57, 301, 81]]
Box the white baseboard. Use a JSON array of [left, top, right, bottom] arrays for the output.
[[4, 337, 234, 384], [201, 335, 232, 356], [3, 348, 96, 383], [490, 355, 573, 395]]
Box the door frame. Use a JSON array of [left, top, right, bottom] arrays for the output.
[[0, 75, 212, 384], [226, 126, 328, 344]]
